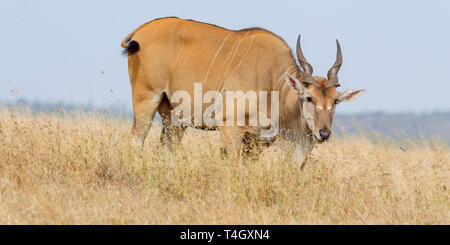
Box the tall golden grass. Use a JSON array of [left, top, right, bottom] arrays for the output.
[[0, 107, 448, 224]]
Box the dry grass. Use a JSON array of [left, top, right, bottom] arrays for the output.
[[0, 107, 448, 224]]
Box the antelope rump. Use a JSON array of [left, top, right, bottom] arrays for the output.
[[121, 17, 365, 166]]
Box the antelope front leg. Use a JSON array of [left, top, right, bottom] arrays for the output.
[[295, 138, 316, 169], [300, 155, 309, 170], [219, 127, 245, 162]]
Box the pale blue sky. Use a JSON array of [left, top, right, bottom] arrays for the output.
[[1, 0, 449, 113]]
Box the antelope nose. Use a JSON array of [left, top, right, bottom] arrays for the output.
[[319, 128, 331, 140]]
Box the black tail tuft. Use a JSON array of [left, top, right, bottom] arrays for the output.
[[122, 40, 140, 56]]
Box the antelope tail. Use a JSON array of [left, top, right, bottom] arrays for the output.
[[121, 31, 140, 56]]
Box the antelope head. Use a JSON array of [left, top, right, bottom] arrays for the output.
[[286, 35, 365, 143]]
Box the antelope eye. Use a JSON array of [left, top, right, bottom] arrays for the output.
[[306, 97, 313, 103]]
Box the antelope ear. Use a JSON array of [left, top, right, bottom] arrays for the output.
[[285, 73, 305, 94], [338, 89, 366, 102]]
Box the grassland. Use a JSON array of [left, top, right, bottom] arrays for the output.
[[0, 107, 448, 224]]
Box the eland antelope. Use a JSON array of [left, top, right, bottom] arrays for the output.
[[121, 17, 365, 166]]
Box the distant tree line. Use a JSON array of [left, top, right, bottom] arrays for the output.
[[2, 98, 449, 142]]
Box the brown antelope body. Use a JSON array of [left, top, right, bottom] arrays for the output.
[[122, 17, 365, 166]]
